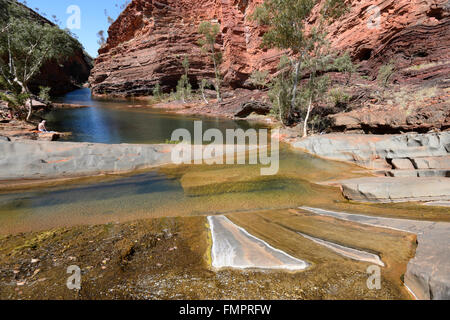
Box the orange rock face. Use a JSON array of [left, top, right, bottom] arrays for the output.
[[321, 0, 450, 83], [89, 0, 450, 97], [89, 0, 276, 96]]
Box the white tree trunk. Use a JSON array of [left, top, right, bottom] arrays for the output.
[[201, 89, 208, 104], [290, 61, 301, 120], [303, 97, 313, 138], [26, 96, 33, 122]]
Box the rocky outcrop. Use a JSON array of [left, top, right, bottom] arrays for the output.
[[28, 51, 93, 96], [234, 100, 272, 118], [0, 141, 255, 180], [89, 0, 273, 96], [0, 119, 64, 141], [293, 132, 450, 170], [0, 141, 175, 180], [293, 132, 450, 203], [89, 0, 450, 97], [339, 177, 450, 203], [329, 97, 450, 133], [314, 0, 450, 83]]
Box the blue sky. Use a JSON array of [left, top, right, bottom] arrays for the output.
[[18, 0, 131, 57]]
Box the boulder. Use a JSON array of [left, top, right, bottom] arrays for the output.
[[391, 158, 415, 170], [411, 156, 450, 170], [234, 101, 272, 118], [37, 133, 60, 141]]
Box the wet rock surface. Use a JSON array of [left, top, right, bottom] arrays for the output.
[[0, 215, 412, 300], [301, 207, 450, 300]]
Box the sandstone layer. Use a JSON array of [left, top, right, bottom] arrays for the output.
[[0, 141, 256, 181], [89, 0, 450, 96], [292, 132, 450, 202], [339, 177, 450, 202], [293, 132, 450, 169], [0, 141, 174, 180]]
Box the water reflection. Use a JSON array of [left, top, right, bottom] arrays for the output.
[[47, 88, 264, 144]]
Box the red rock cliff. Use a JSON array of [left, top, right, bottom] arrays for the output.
[[89, 0, 450, 97]]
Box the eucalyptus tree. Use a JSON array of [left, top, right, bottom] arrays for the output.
[[253, 0, 349, 136], [198, 21, 222, 103], [0, 1, 82, 120]]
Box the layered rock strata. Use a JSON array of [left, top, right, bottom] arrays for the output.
[[293, 132, 450, 202], [89, 0, 450, 96]]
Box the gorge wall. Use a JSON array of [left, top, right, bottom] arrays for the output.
[[89, 0, 450, 97], [11, 1, 93, 95]]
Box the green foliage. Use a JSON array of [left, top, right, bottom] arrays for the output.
[[152, 82, 162, 98], [321, 0, 350, 20], [0, 91, 29, 110], [0, 76, 30, 119], [0, 0, 8, 23], [328, 87, 350, 108], [0, 1, 82, 120], [198, 21, 223, 102], [254, 0, 348, 135], [199, 79, 210, 104], [0, 17, 82, 83], [198, 22, 221, 50], [268, 79, 292, 124], [268, 59, 293, 124], [378, 62, 395, 88], [176, 75, 192, 103], [249, 70, 269, 89], [333, 52, 358, 84], [252, 0, 315, 52], [181, 55, 190, 75], [176, 55, 192, 103], [38, 86, 51, 103], [200, 79, 210, 91]]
